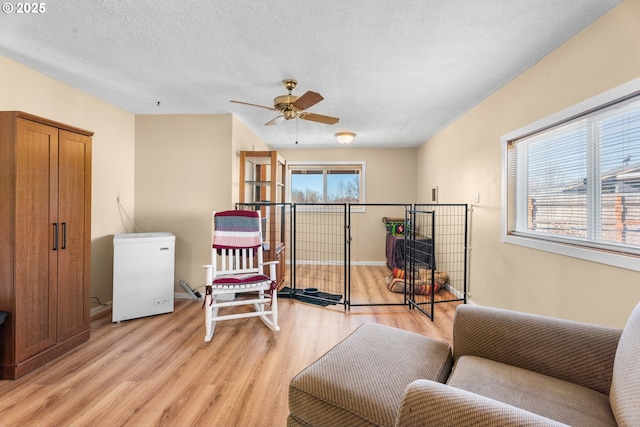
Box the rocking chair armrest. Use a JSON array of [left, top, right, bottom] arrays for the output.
[[203, 264, 213, 285], [263, 260, 278, 281]]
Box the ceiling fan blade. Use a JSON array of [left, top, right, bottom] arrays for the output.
[[265, 115, 285, 126], [292, 91, 324, 111], [230, 100, 278, 111], [300, 112, 339, 125]]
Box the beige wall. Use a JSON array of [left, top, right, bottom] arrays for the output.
[[231, 115, 272, 203], [280, 147, 417, 263], [0, 55, 135, 308], [417, 0, 640, 327], [134, 114, 269, 293]]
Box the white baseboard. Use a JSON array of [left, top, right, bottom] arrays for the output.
[[90, 301, 112, 317], [174, 292, 195, 300], [175, 291, 230, 301], [350, 261, 387, 266], [286, 260, 388, 266]]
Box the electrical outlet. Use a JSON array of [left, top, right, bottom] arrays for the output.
[[116, 191, 120, 203], [475, 192, 480, 204]]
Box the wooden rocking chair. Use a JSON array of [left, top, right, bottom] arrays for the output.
[[202, 210, 279, 342]]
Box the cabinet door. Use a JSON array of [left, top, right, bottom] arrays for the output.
[[14, 119, 58, 361], [57, 130, 91, 341]]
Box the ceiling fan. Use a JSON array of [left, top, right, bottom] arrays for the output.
[[230, 79, 339, 126]]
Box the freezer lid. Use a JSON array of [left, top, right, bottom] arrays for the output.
[[113, 232, 175, 244]]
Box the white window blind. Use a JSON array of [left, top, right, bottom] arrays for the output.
[[507, 95, 640, 255]]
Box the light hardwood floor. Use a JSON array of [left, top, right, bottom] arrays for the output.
[[0, 266, 460, 427]]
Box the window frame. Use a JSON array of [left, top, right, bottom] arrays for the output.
[[501, 77, 640, 272], [287, 160, 366, 212]]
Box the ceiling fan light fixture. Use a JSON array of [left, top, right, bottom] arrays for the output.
[[335, 131, 356, 144]]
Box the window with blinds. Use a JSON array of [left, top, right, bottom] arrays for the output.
[[506, 94, 640, 256]]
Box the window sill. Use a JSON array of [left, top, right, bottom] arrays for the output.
[[502, 233, 640, 272]]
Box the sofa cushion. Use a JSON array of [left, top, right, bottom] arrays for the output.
[[288, 323, 453, 427], [610, 303, 640, 426], [448, 355, 617, 426]]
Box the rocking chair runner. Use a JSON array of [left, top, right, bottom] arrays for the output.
[[202, 210, 280, 342]]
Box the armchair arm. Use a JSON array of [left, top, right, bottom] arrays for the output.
[[395, 380, 569, 427], [452, 305, 622, 394]]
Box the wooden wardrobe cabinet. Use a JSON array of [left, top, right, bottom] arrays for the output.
[[0, 112, 92, 379]]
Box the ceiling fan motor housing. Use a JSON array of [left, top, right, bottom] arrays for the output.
[[274, 95, 298, 111]]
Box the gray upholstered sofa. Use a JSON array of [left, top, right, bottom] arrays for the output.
[[288, 303, 640, 426]]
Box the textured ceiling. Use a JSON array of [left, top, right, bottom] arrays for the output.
[[0, 0, 621, 148]]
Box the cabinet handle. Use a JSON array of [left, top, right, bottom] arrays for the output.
[[62, 222, 67, 250], [53, 223, 58, 250]]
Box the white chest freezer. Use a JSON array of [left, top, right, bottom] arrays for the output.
[[113, 232, 175, 323]]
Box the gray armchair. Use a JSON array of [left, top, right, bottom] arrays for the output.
[[288, 303, 640, 426]]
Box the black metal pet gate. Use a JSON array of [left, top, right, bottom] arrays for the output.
[[404, 205, 469, 319], [236, 202, 469, 320]]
